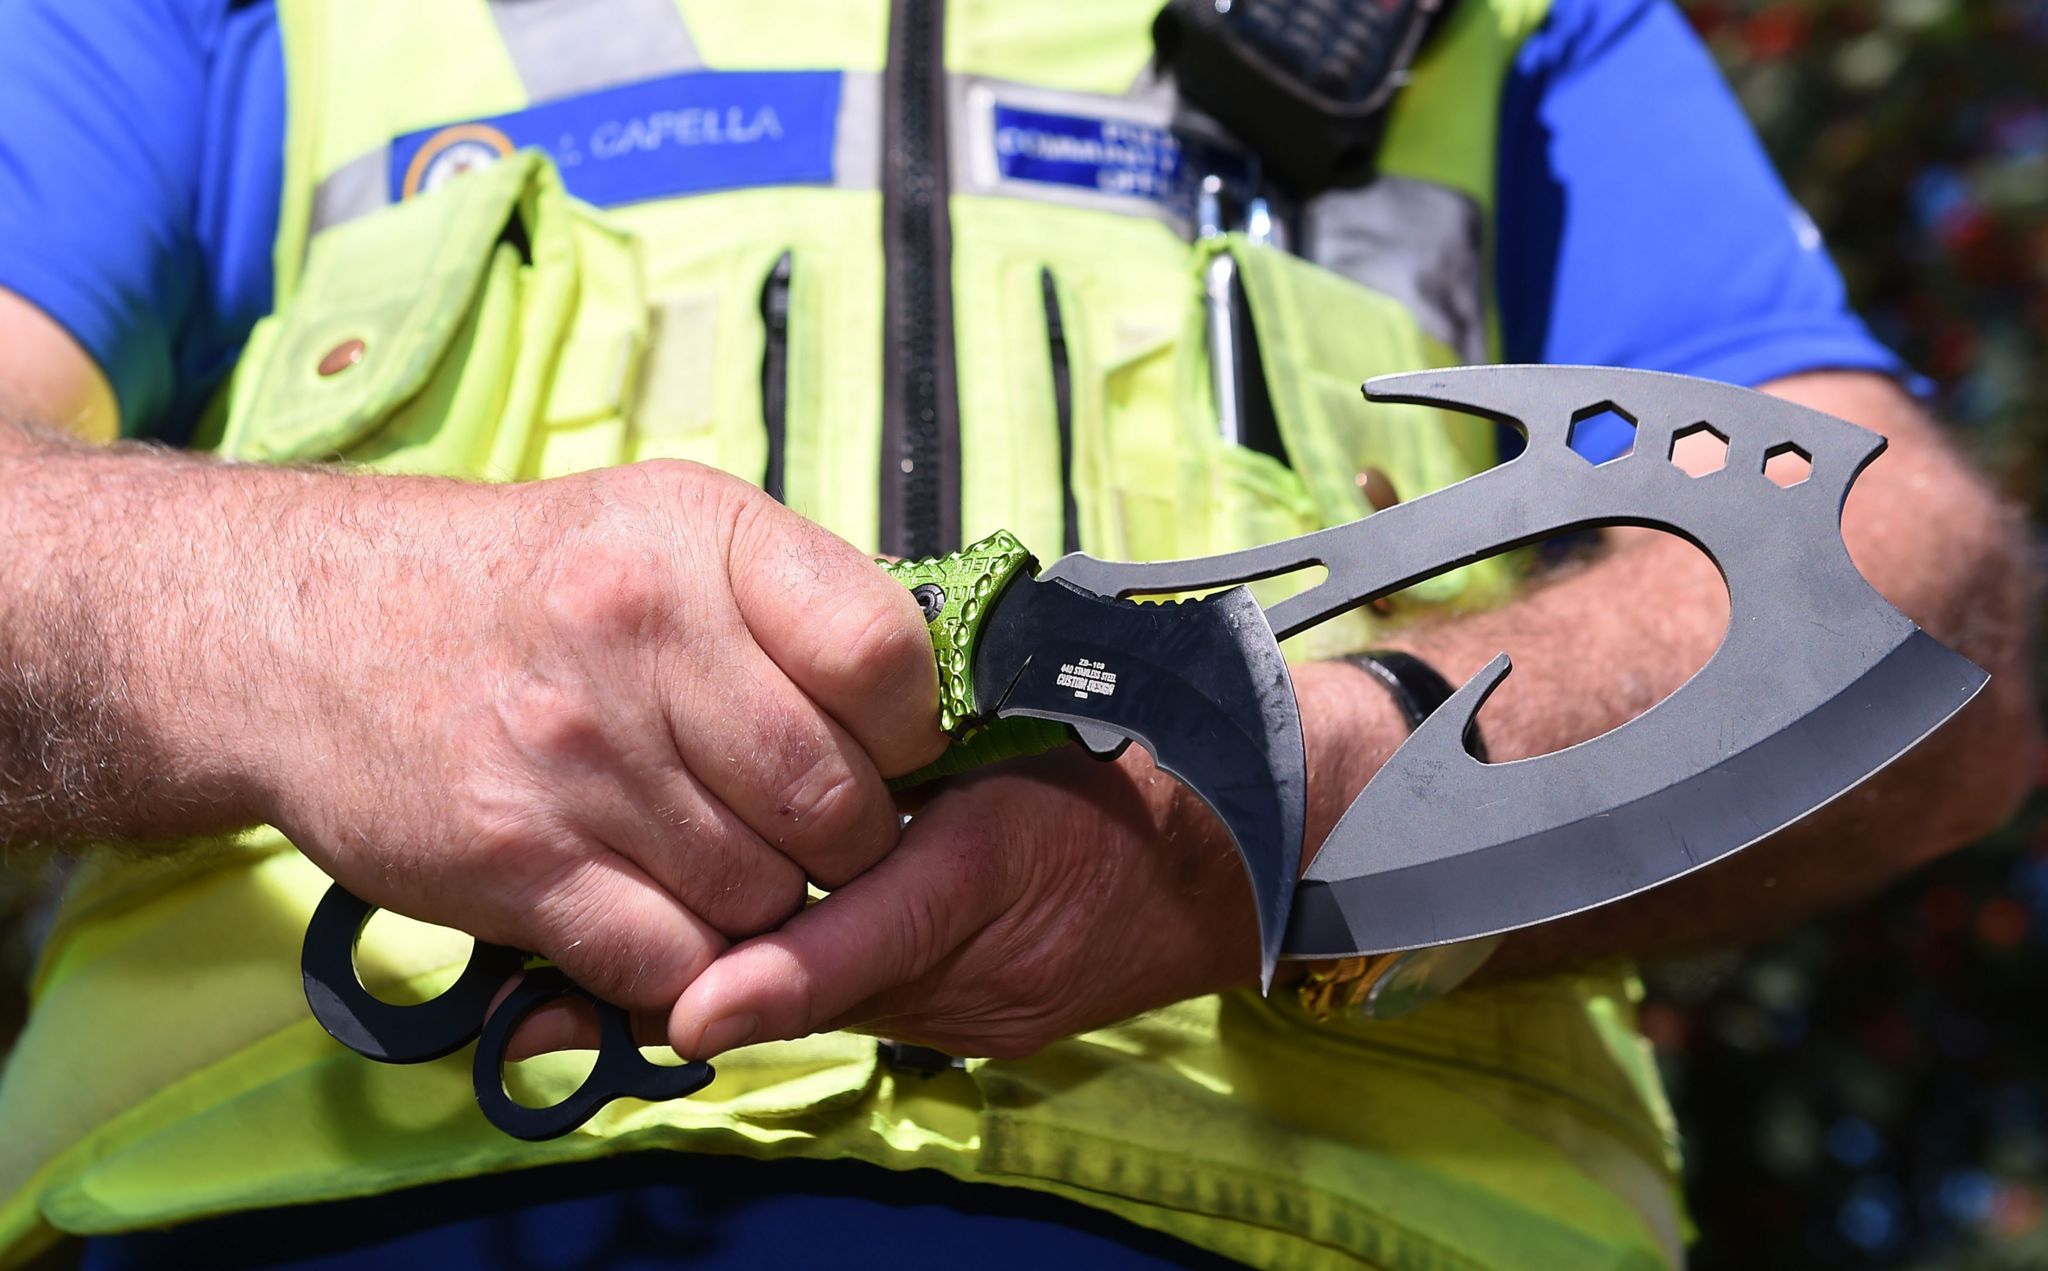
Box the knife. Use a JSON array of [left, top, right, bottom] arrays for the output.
[[302, 364, 1987, 1139]]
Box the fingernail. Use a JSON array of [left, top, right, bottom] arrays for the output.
[[694, 1014, 758, 1059]]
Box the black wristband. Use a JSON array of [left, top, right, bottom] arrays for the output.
[[1342, 650, 1489, 763]]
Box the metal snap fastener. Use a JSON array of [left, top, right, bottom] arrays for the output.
[[318, 339, 367, 377]]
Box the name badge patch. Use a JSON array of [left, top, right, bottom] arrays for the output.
[[390, 70, 843, 207], [988, 102, 1252, 222]]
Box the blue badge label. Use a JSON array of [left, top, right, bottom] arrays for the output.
[[989, 103, 1250, 219], [391, 70, 843, 207]]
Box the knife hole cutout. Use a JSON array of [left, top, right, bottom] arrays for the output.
[[1472, 526, 1727, 758], [1671, 423, 1730, 476], [1764, 443, 1813, 487], [355, 907, 474, 1005], [1567, 404, 1637, 465], [500, 993, 601, 1108]]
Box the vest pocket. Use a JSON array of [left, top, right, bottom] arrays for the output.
[[1077, 234, 1518, 656], [1208, 440, 1352, 650], [216, 152, 643, 480], [629, 243, 803, 505], [1224, 236, 1523, 619]]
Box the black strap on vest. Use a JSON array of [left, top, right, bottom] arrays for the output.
[[1154, 0, 1460, 194]]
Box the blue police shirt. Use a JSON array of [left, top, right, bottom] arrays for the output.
[[0, 0, 1906, 440], [0, 0, 1907, 1265]]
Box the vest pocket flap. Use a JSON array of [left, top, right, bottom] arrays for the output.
[[228, 152, 555, 462], [1226, 236, 1513, 611], [1223, 236, 1434, 525]]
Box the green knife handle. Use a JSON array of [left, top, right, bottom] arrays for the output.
[[883, 531, 1072, 788]]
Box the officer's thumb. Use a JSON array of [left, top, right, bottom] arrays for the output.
[[667, 802, 1012, 1058]]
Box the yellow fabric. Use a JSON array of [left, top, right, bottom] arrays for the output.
[[1221, 234, 1523, 622], [0, 3, 1688, 1268], [5, 838, 1675, 1269]]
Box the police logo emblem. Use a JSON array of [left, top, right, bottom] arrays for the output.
[[400, 124, 517, 200]]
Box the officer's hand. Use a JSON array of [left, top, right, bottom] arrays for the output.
[[657, 745, 1246, 1059], [656, 662, 1397, 1059], [255, 459, 945, 1045]]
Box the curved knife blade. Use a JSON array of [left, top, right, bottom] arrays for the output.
[[1286, 629, 1985, 954], [1047, 366, 1989, 958], [971, 574, 1305, 989]]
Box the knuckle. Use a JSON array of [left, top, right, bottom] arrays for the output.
[[748, 721, 885, 865], [652, 456, 749, 502], [617, 456, 728, 505], [529, 860, 714, 1008], [628, 456, 698, 488], [709, 467, 788, 553], [816, 590, 932, 703], [491, 677, 611, 770], [655, 459, 768, 542], [771, 744, 859, 832], [698, 854, 808, 940], [536, 540, 666, 646]]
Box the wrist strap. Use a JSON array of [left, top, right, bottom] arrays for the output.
[[1342, 649, 1489, 762]]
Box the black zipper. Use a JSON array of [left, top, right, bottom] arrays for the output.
[[759, 251, 793, 504], [1040, 268, 1080, 555], [879, 0, 961, 559]]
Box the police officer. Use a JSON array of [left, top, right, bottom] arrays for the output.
[[0, 0, 2035, 1266]]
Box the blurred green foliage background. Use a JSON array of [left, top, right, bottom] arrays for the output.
[[0, 1, 2042, 1265], [1655, 0, 2046, 1265]]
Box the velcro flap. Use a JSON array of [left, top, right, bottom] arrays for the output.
[[231, 151, 557, 462]]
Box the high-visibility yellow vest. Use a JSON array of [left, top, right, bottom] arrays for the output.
[[0, 3, 1687, 1267]]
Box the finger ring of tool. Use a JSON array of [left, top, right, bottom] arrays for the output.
[[472, 966, 717, 1141]]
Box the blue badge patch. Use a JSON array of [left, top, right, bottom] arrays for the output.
[[990, 103, 1251, 220], [391, 70, 843, 207]]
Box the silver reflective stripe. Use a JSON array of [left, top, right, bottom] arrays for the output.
[[1301, 177, 1488, 364], [948, 74, 1247, 238], [488, 0, 702, 102], [833, 71, 883, 191], [307, 145, 393, 237]]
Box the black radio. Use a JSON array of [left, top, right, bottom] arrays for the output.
[[1155, 0, 1451, 193]]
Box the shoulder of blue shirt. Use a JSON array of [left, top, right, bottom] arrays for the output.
[[0, 0, 1917, 442], [1497, 0, 1921, 393], [0, 0, 281, 436]]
